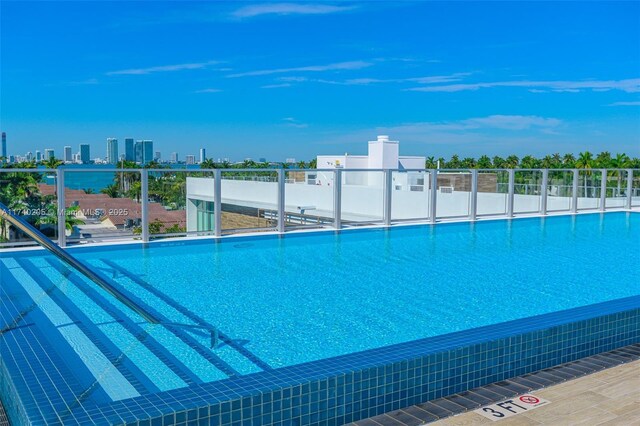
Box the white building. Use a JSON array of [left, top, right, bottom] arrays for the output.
[[313, 135, 426, 187], [185, 155, 196, 165], [170, 152, 178, 163]]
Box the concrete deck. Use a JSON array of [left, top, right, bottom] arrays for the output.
[[352, 344, 639, 426]]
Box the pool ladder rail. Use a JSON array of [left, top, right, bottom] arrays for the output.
[[0, 202, 221, 347]]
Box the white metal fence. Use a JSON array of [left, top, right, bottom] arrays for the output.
[[0, 168, 638, 248]]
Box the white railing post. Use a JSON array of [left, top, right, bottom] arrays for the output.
[[141, 169, 149, 242], [277, 169, 285, 233], [626, 169, 633, 209], [571, 169, 579, 213], [57, 168, 66, 247], [507, 169, 515, 217], [333, 169, 342, 229], [600, 169, 607, 211], [383, 169, 392, 226], [469, 169, 478, 221], [214, 169, 222, 237], [540, 169, 549, 215], [429, 169, 438, 223]]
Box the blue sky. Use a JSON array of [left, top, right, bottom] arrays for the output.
[[1, 1, 639, 161]]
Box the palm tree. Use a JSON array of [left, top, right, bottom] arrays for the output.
[[505, 155, 519, 169], [42, 157, 63, 169], [610, 153, 630, 196], [100, 183, 120, 198], [200, 158, 216, 169], [576, 151, 594, 196], [477, 155, 492, 169], [562, 153, 576, 168], [36, 204, 85, 233]]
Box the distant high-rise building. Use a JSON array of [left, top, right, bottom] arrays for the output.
[[64, 146, 72, 162], [44, 149, 54, 160], [154, 151, 161, 161], [199, 148, 206, 164], [170, 152, 178, 163], [125, 138, 135, 161], [1, 132, 6, 161], [26, 152, 33, 161], [185, 155, 196, 165], [134, 140, 154, 164], [107, 138, 118, 164], [35, 150, 42, 162], [8, 155, 15, 163], [259, 157, 267, 163], [285, 158, 296, 164], [79, 144, 90, 164]]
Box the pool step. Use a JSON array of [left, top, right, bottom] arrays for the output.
[[0, 255, 237, 406], [0, 258, 140, 403], [97, 258, 271, 375], [46, 257, 240, 380]]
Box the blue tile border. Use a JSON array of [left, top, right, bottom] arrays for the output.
[[51, 295, 637, 425]]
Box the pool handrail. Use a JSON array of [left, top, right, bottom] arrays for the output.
[[0, 201, 161, 324]]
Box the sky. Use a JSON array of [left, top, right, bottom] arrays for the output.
[[1, 1, 639, 162]]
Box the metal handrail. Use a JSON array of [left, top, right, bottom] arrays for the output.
[[0, 201, 160, 324]]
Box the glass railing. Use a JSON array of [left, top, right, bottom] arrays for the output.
[[0, 167, 637, 249]]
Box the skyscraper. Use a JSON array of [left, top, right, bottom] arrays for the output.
[[185, 155, 195, 165], [35, 150, 42, 162], [199, 148, 206, 164], [170, 152, 178, 163], [125, 138, 135, 161], [1, 132, 6, 161], [134, 140, 154, 164], [154, 151, 161, 161], [64, 146, 72, 162], [79, 144, 90, 164], [107, 138, 119, 164], [44, 149, 54, 160]]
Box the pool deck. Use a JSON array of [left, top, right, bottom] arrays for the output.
[[352, 344, 639, 426]]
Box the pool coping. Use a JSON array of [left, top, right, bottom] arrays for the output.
[[65, 294, 640, 425], [350, 343, 640, 425]]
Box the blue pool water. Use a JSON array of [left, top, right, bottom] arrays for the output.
[[1, 212, 639, 414]]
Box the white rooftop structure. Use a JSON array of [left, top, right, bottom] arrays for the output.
[[317, 135, 425, 170]]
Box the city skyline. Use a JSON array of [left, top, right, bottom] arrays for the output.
[[1, 1, 639, 160]]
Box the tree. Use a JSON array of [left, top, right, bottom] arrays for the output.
[[200, 158, 217, 169], [505, 155, 519, 169], [576, 151, 594, 197], [308, 158, 317, 169], [477, 155, 492, 169], [42, 157, 63, 169], [36, 204, 85, 232], [100, 183, 120, 198]]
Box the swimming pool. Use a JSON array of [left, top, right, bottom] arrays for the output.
[[1, 212, 639, 425]]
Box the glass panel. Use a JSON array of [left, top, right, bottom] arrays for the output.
[[605, 170, 628, 209], [477, 170, 508, 216], [284, 170, 334, 230], [340, 170, 384, 226], [0, 169, 58, 248], [436, 170, 471, 219], [547, 170, 573, 212], [149, 170, 215, 239], [391, 170, 430, 221], [631, 170, 640, 207], [64, 170, 141, 245], [576, 170, 601, 210], [513, 170, 542, 214], [220, 169, 278, 233]]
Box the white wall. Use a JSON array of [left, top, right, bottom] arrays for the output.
[[186, 177, 631, 231]]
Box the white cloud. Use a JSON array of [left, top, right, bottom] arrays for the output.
[[408, 78, 640, 93], [107, 60, 220, 76], [607, 101, 640, 106], [194, 88, 222, 93], [463, 115, 562, 130], [282, 117, 308, 128], [227, 61, 372, 78], [231, 3, 356, 19], [261, 83, 292, 89]]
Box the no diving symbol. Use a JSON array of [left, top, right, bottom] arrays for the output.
[[520, 395, 540, 404]]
